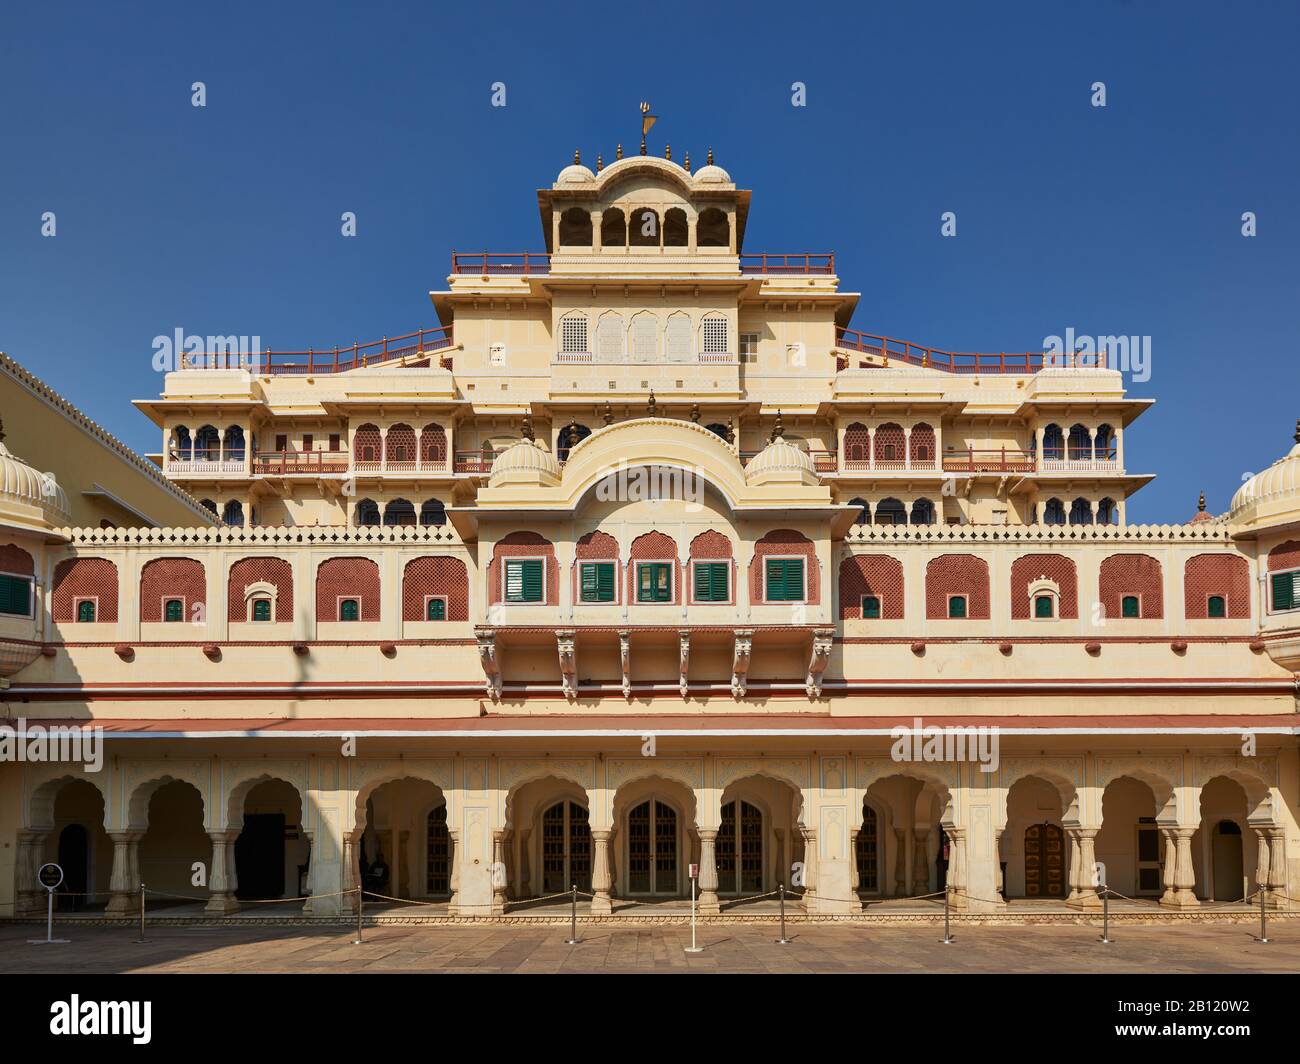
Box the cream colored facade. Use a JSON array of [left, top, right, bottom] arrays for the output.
[[2, 148, 1298, 922]]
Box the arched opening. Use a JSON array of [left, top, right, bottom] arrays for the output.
[[850, 497, 870, 525], [873, 423, 905, 469], [222, 500, 245, 527], [1095, 423, 1116, 460], [172, 425, 192, 462], [358, 777, 450, 903], [629, 313, 657, 363], [224, 426, 246, 461], [36, 779, 112, 912], [558, 207, 593, 247], [627, 799, 678, 896], [383, 498, 416, 526], [663, 207, 688, 246], [233, 779, 307, 901], [1097, 496, 1118, 525], [1096, 775, 1168, 898], [697, 207, 728, 247], [353, 424, 381, 467], [629, 207, 659, 247], [136, 780, 211, 910], [195, 425, 220, 461], [706, 422, 730, 443], [420, 424, 447, 469], [1042, 424, 1064, 461], [596, 313, 624, 362], [557, 423, 592, 463], [1067, 423, 1091, 460], [540, 800, 592, 894], [200, 498, 217, 516], [1003, 775, 1068, 899], [864, 774, 950, 898], [1042, 498, 1066, 525], [874, 497, 906, 526], [844, 423, 870, 468], [1197, 776, 1252, 902], [385, 424, 416, 469], [910, 498, 936, 525], [909, 423, 936, 467], [504, 774, 593, 903], [355, 498, 380, 527], [856, 802, 882, 896], [717, 774, 803, 901], [1068, 497, 1093, 525], [419, 499, 447, 526], [600, 208, 626, 248]]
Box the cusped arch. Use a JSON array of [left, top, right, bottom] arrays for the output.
[[27, 771, 109, 832], [501, 759, 596, 829], [998, 761, 1082, 828], [127, 772, 210, 832], [223, 762, 309, 830], [350, 760, 454, 832]]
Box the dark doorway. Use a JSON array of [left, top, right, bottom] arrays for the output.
[[1024, 823, 1065, 897], [234, 813, 286, 899], [57, 824, 89, 911]]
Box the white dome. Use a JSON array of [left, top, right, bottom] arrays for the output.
[[692, 164, 732, 184], [0, 438, 70, 524], [1230, 426, 1300, 531], [488, 437, 561, 487], [557, 163, 595, 185], [745, 435, 815, 485]]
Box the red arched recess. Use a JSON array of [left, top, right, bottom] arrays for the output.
[[689, 530, 733, 559], [140, 558, 206, 622], [576, 530, 619, 560], [1184, 554, 1250, 618], [1010, 554, 1078, 619], [353, 424, 381, 465], [0, 544, 34, 576], [227, 557, 294, 622], [1268, 541, 1300, 572], [909, 423, 936, 467], [627, 530, 680, 602], [420, 424, 448, 467], [403, 557, 468, 621], [489, 532, 558, 605], [839, 555, 904, 619], [872, 423, 905, 467], [750, 529, 820, 604], [385, 424, 416, 467], [1098, 554, 1163, 619], [844, 423, 870, 468], [925, 555, 990, 619], [316, 557, 381, 621], [52, 558, 119, 623]]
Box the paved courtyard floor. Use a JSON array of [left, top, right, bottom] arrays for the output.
[[1, 919, 1294, 973]]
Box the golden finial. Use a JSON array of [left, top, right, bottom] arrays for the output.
[[690, 402, 700, 423], [707, 147, 714, 166], [665, 143, 672, 161], [1197, 491, 1206, 513], [521, 410, 535, 442], [1294, 418, 1300, 445], [647, 390, 658, 417], [0, 417, 6, 443], [602, 400, 613, 427], [567, 419, 580, 448], [574, 148, 581, 165], [596, 153, 603, 172], [616, 143, 623, 160], [726, 418, 735, 445], [771, 409, 784, 442], [639, 101, 656, 155], [683, 151, 691, 172]]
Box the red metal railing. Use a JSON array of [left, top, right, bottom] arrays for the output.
[[740, 253, 834, 275], [454, 453, 493, 474], [252, 451, 350, 475], [451, 252, 551, 275], [835, 328, 1108, 375], [181, 326, 454, 375], [942, 449, 1036, 473]]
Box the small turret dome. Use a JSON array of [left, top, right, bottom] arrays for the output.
[[0, 430, 70, 530], [693, 164, 731, 184], [745, 435, 816, 487], [1229, 420, 1300, 534], [488, 437, 561, 488]]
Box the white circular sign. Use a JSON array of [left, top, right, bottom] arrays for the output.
[[37, 862, 63, 891]]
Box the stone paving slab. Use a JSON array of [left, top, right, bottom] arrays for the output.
[[1, 920, 1295, 974]]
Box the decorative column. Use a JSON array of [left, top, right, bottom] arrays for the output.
[[903, 427, 912, 470], [799, 827, 818, 907], [491, 831, 508, 915], [590, 830, 613, 916], [15, 831, 42, 915], [893, 828, 907, 896], [204, 830, 240, 915], [1170, 827, 1199, 908], [994, 829, 1004, 898], [1267, 827, 1286, 909], [912, 828, 930, 895], [446, 828, 461, 916], [697, 829, 720, 914], [849, 829, 861, 893], [947, 828, 967, 910], [1072, 828, 1101, 909], [105, 831, 136, 915], [1159, 828, 1178, 906]]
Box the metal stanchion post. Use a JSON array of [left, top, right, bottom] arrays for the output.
[[776, 883, 791, 945], [134, 882, 148, 944], [353, 887, 363, 945], [565, 884, 579, 945], [1100, 887, 1111, 944], [685, 872, 702, 954], [941, 884, 953, 944], [1259, 885, 1269, 944]]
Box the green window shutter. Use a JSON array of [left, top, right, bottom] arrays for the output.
[[638, 563, 672, 602], [1272, 571, 1299, 611], [765, 558, 804, 602], [427, 598, 446, 620], [1207, 595, 1226, 618], [164, 598, 184, 622], [0, 574, 31, 617], [1034, 594, 1053, 619], [695, 562, 728, 602], [948, 595, 967, 619], [340, 599, 359, 621], [77, 600, 96, 623], [252, 598, 271, 622], [862, 595, 881, 619], [1121, 595, 1140, 618], [506, 559, 545, 602], [580, 563, 615, 603]]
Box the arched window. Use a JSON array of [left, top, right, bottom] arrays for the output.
[[557, 423, 591, 463], [844, 423, 870, 468], [383, 499, 416, 526], [600, 208, 626, 248], [419, 499, 447, 527], [222, 500, 245, 527], [850, 497, 870, 525], [76, 600, 96, 623], [385, 424, 416, 468], [339, 598, 360, 622], [1067, 424, 1091, 461], [426, 805, 450, 895], [251, 598, 272, 622], [425, 597, 446, 620], [856, 805, 879, 893], [700, 315, 728, 356], [355, 499, 380, 527], [717, 800, 763, 895], [172, 425, 192, 461], [665, 314, 692, 362], [627, 799, 678, 895], [558, 207, 592, 247], [1042, 424, 1064, 460], [664, 207, 688, 246], [1042, 498, 1066, 525], [1034, 592, 1056, 619], [353, 424, 381, 466], [706, 423, 730, 443], [875, 497, 907, 526], [419, 424, 447, 468], [1068, 497, 1094, 525], [596, 313, 624, 362], [873, 423, 905, 468], [697, 208, 728, 248], [224, 426, 246, 461], [164, 598, 184, 622], [629, 207, 659, 247], [560, 314, 588, 355], [630, 314, 657, 363], [195, 425, 220, 461], [541, 801, 591, 894], [1095, 424, 1115, 460], [910, 498, 936, 525], [910, 423, 936, 467], [200, 498, 218, 515], [1097, 497, 1118, 525]]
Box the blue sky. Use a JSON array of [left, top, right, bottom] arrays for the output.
[[1, 0, 1296, 521]]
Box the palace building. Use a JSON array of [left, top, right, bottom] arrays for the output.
[[2, 145, 1298, 921]]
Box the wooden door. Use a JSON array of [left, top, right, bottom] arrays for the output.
[[1024, 823, 1065, 898]]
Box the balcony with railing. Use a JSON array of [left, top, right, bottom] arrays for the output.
[[252, 451, 350, 476], [450, 251, 835, 277], [942, 449, 1037, 473], [167, 456, 248, 476], [739, 252, 834, 275], [178, 326, 454, 375], [835, 328, 1109, 375], [553, 350, 737, 365]]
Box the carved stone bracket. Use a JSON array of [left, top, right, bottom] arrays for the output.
[[476, 628, 501, 701], [619, 630, 632, 700], [557, 629, 577, 701], [731, 629, 753, 698], [806, 627, 834, 698], [678, 629, 690, 699]]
